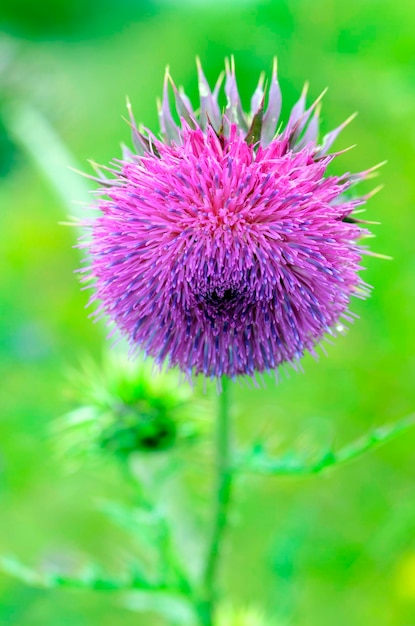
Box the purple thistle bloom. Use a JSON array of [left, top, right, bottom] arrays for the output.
[[81, 58, 379, 380]]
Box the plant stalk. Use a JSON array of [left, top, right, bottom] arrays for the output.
[[198, 377, 233, 626]]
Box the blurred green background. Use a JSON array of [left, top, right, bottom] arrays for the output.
[[1, 0, 415, 624]]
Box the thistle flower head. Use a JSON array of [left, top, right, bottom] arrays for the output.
[[81, 59, 378, 381]]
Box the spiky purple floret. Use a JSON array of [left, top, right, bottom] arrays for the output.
[[81, 59, 377, 380]]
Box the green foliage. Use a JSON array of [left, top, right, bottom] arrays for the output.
[[0, 555, 168, 592], [239, 414, 415, 476], [217, 604, 283, 626]]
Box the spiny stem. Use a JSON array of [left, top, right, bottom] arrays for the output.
[[199, 377, 233, 625]]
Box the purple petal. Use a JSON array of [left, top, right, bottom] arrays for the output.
[[158, 68, 181, 144], [224, 56, 248, 131], [316, 112, 357, 156], [261, 58, 282, 146], [196, 57, 222, 131], [286, 82, 308, 134], [295, 104, 321, 151], [250, 72, 265, 115], [169, 77, 196, 128]]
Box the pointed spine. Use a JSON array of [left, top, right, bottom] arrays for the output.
[[224, 56, 248, 132], [261, 58, 282, 146], [158, 67, 181, 144], [316, 112, 358, 157], [196, 57, 222, 131]]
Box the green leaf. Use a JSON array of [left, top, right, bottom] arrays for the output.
[[123, 590, 195, 625], [0, 556, 44, 586], [0, 556, 166, 592], [238, 413, 415, 477]]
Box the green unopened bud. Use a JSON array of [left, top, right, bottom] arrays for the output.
[[99, 402, 177, 456], [56, 349, 199, 462]]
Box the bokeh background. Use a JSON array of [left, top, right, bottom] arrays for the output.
[[1, 0, 415, 624]]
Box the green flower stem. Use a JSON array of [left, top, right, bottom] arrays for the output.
[[120, 457, 193, 596], [198, 377, 233, 626]]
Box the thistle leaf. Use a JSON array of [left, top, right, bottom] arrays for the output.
[[0, 556, 165, 592], [238, 414, 415, 477]]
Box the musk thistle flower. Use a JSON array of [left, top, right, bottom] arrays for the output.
[[81, 59, 379, 380]]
